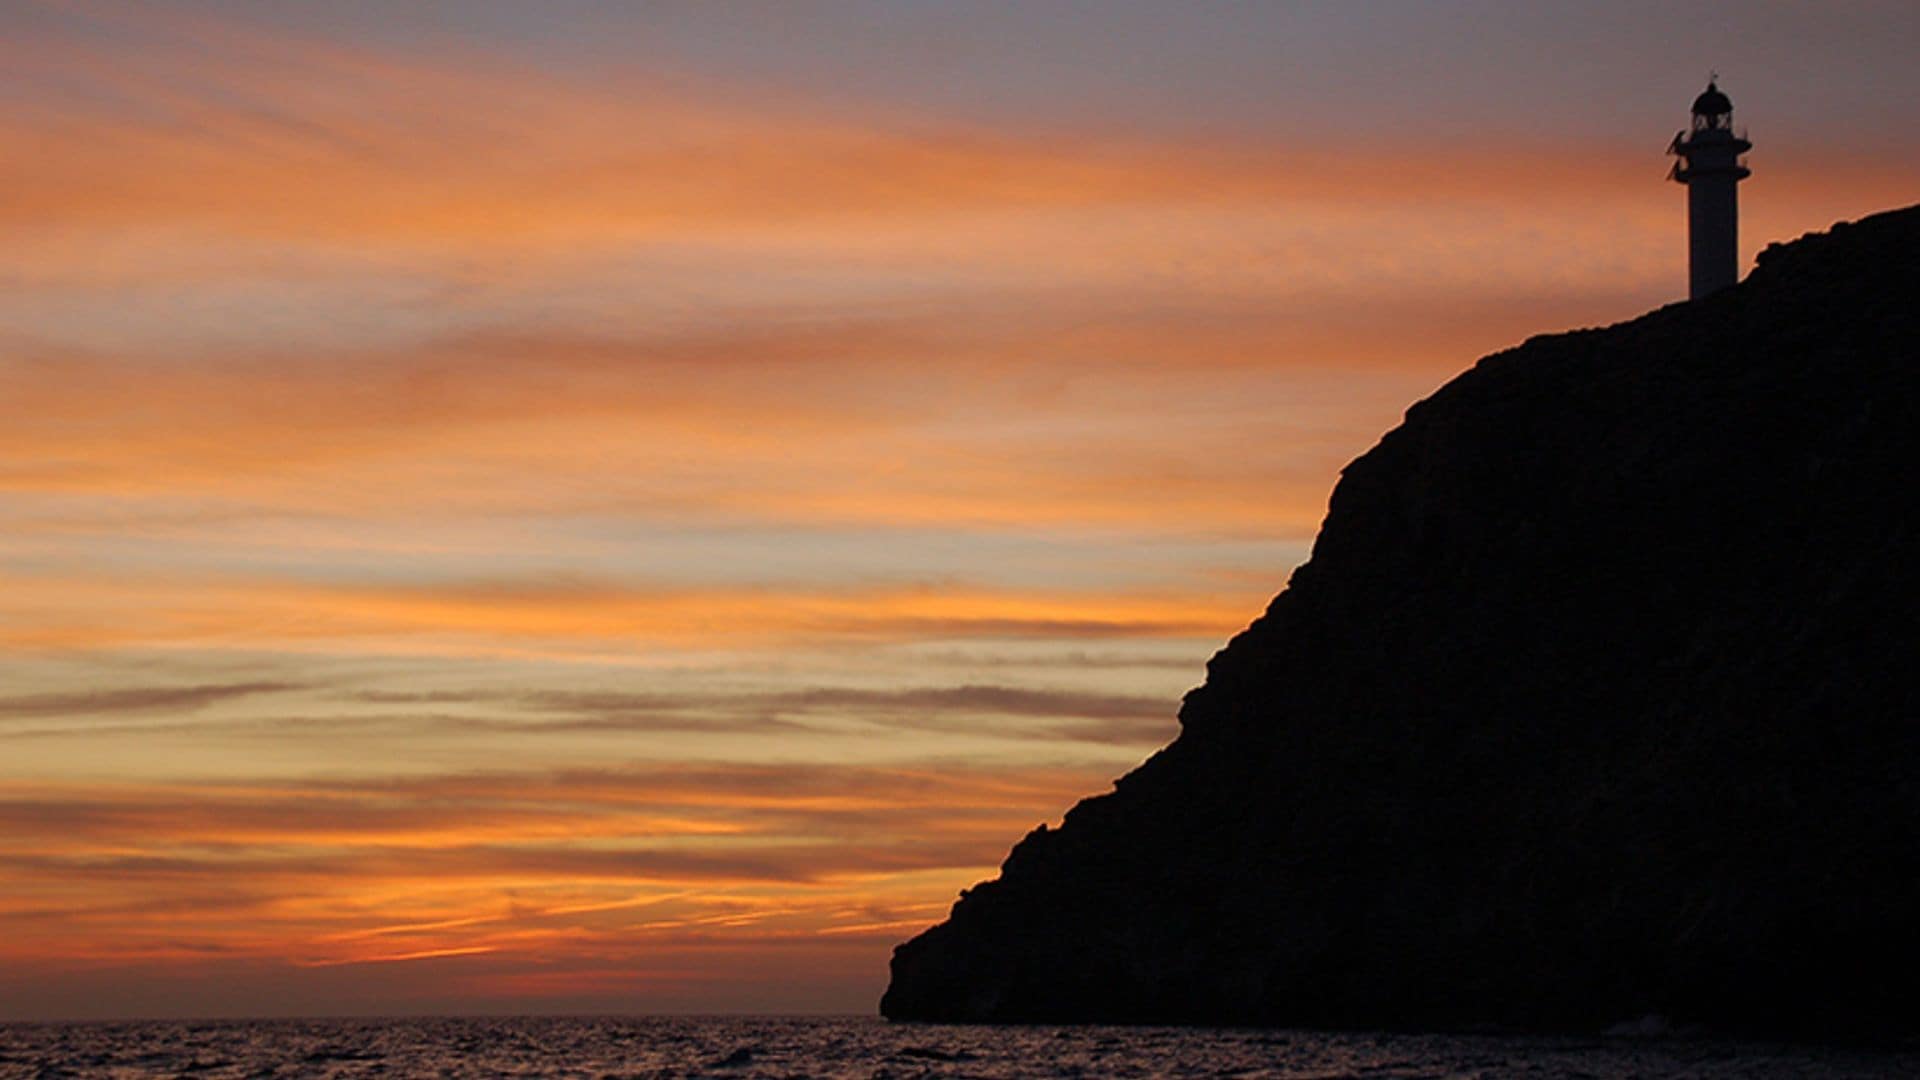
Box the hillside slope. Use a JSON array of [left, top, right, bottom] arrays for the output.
[[882, 206, 1920, 1036]]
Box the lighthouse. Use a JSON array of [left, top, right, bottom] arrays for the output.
[[1669, 80, 1752, 299]]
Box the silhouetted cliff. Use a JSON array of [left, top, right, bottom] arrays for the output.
[[883, 206, 1920, 1037]]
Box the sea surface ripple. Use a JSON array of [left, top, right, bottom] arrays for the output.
[[1, 1015, 1914, 1079]]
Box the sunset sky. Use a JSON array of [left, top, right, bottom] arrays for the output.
[[3, 1, 1917, 1020]]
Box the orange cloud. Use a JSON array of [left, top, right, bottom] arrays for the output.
[[0, 762, 1110, 980], [9, 16, 1909, 249], [1, 16, 1650, 246], [0, 567, 1248, 654], [0, 328, 1384, 547], [8, 5, 1909, 298]]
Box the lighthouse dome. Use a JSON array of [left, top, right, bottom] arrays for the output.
[[1692, 81, 1733, 116]]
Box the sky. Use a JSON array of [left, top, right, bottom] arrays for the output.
[[2, 1, 1916, 1020]]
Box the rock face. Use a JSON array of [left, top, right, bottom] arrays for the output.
[[882, 206, 1920, 1036]]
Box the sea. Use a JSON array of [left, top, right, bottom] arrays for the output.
[[2, 1016, 1916, 1079]]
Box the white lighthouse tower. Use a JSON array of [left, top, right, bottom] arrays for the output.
[[1668, 80, 1752, 299]]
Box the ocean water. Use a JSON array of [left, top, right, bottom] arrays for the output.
[[1, 1016, 1914, 1079]]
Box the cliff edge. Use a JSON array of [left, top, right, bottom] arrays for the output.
[[882, 205, 1920, 1036]]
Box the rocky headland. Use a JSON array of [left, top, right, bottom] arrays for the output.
[[882, 206, 1920, 1037]]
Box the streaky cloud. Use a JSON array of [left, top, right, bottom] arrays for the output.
[[0, 681, 303, 720]]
